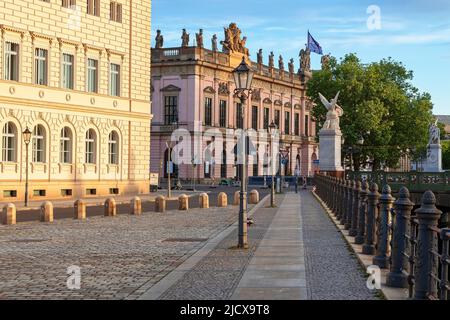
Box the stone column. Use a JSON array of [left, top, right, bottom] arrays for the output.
[[386, 187, 413, 288], [362, 183, 379, 255], [413, 191, 441, 300], [373, 185, 395, 269]]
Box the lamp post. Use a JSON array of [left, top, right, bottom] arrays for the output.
[[233, 56, 254, 249], [23, 127, 32, 207], [268, 121, 277, 207]]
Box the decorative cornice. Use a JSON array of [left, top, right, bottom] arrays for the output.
[[29, 31, 54, 44], [263, 98, 272, 104], [0, 24, 26, 37], [274, 99, 283, 106], [284, 102, 292, 108], [57, 37, 81, 50]]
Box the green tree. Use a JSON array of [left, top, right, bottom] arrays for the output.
[[442, 140, 450, 170], [308, 53, 434, 171]]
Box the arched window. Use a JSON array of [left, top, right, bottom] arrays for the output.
[[32, 124, 45, 163], [60, 127, 72, 163], [108, 131, 119, 164], [2, 122, 16, 162], [85, 129, 96, 164]]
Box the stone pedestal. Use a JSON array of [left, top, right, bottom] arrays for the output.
[[423, 144, 443, 173], [319, 128, 344, 174]]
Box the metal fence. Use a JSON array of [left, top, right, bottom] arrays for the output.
[[313, 174, 450, 300]]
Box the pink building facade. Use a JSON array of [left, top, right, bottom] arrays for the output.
[[150, 25, 318, 183]]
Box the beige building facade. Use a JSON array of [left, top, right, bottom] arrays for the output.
[[0, 0, 152, 201]]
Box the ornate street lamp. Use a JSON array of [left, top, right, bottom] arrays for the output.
[[233, 56, 254, 249], [268, 120, 277, 208], [23, 127, 32, 207]]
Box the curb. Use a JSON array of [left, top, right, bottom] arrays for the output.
[[311, 191, 409, 300]]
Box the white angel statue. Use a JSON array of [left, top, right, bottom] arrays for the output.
[[319, 91, 344, 130]]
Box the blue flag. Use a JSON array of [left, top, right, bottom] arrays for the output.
[[307, 31, 323, 55]]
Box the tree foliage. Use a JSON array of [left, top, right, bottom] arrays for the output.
[[442, 140, 450, 170], [307, 53, 434, 171]]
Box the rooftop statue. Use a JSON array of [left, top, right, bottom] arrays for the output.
[[196, 29, 204, 48], [288, 58, 295, 75], [257, 49, 263, 65], [181, 29, 190, 47], [321, 53, 331, 70], [299, 47, 311, 73], [278, 55, 284, 71], [155, 30, 164, 49], [319, 91, 344, 130], [220, 23, 249, 55], [212, 34, 218, 51], [268, 51, 274, 69]]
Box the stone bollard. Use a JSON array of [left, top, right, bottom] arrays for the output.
[[155, 196, 166, 213], [104, 198, 117, 217], [355, 181, 368, 245], [413, 191, 442, 300], [199, 193, 209, 209], [345, 180, 355, 230], [336, 179, 343, 220], [217, 192, 228, 207], [131, 196, 142, 215], [349, 180, 361, 237], [362, 183, 379, 255], [2, 203, 16, 225], [386, 187, 414, 288], [40, 201, 54, 223], [233, 191, 240, 205], [373, 185, 395, 269], [178, 194, 189, 211], [250, 190, 260, 204], [74, 199, 86, 220]]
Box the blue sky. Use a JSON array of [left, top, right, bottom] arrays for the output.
[[152, 0, 450, 115]]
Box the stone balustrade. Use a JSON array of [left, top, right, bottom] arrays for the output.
[[313, 173, 450, 300]]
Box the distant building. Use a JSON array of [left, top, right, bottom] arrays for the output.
[[0, 0, 152, 201], [436, 115, 450, 140], [150, 24, 318, 183]]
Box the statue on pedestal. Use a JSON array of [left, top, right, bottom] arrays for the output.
[[319, 92, 344, 130], [288, 58, 295, 76], [321, 53, 331, 70], [424, 119, 443, 172], [428, 119, 440, 145], [155, 30, 164, 49], [181, 29, 190, 47], [299, 47, 311, 73], [278, 55, 284, 71], [220, 23, 249, 56]]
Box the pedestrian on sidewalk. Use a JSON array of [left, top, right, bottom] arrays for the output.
[[294, 167, 300, 193]]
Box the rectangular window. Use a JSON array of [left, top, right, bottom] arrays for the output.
[[3, 190, 17, 198], [87, 58, 98, 93], [110, 1, 122, 22], [62, 53, 74, 89], [109, 188, 119, 195], [62, 0, 76, 7], [61, 189, 73, 197], [274, 110, 280, 128], [86, 188, 97, 195], [164, 96, 178, 125], [110, 63, 120, 96], [285, 111, 290, 134], [294, 113, 300, 136], [263, 107, 270, 130], [33, 190, 46, 197], [305, 115, 309, 137], [236, 103, 243, 129], [87, 0, 100, 16], [34, 48, 48, 85], [4, 42, 19, 81], [219, 100, 227, 128], [252, 106, 258, 130], [204, 97, 212, 126]]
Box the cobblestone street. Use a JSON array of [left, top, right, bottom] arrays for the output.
[[0, 206, 242, 299]]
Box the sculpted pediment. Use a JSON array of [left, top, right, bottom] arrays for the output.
[[284, 102, 292, 108], [160, 84, 181, 92], [274, 100, 283, 106], [263, 98, 272, 104], [203, 86, 216, 94]]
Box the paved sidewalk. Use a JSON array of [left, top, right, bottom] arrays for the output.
[[231, 194, 306, 300]]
